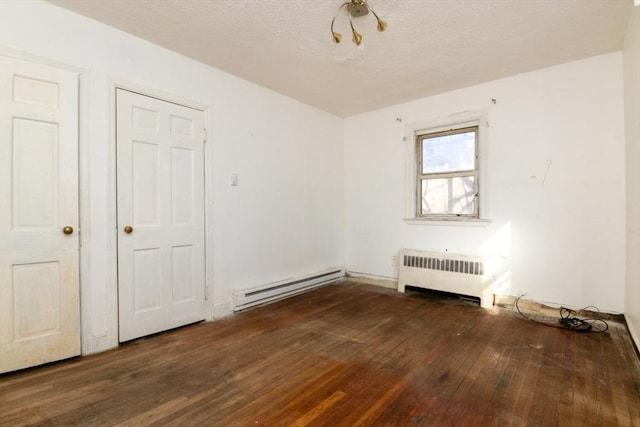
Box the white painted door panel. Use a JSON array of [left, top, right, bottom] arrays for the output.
[[0, 56, 80, 373], [116, 89, 205, 342]]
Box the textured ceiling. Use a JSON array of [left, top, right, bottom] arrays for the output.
[[46, 0, 632, 117]]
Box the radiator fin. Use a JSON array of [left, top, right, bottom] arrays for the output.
[[403, 254, 484, 275]]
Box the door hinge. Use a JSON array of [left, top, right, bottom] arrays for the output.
[[205, 285, 209, 301], [203, 128, 208, 143]]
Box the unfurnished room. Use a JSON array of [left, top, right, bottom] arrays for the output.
[[1, 0, 640, 425]]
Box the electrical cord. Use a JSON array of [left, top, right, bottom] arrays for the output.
[[515, 295, 609, 333]]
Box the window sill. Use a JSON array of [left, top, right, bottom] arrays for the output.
[[403, 218, 492, 227]]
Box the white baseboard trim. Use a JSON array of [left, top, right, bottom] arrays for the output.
[[625, 314, 640, 356], [81, 334, 118, 356], [346, 271, 398, 289], [211, 302, 233, 320]]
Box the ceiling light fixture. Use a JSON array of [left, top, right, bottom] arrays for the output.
[[331, 0, 387, 46]]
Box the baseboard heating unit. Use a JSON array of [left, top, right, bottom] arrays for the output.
[[397, 250, 493, 308], [233, 268, 344, 311]]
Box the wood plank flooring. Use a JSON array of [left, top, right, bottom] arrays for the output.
[[1, 282, 639, 426]]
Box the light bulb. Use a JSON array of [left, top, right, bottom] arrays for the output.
[[352, 29, 363, 45]]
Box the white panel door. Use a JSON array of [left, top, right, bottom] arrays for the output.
[[116, 89, 206, 342], [0, 56, 80, 373]]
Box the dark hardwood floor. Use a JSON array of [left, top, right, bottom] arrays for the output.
[[1, 281, 639, 426]]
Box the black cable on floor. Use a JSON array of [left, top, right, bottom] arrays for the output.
[[515, 295, 609, 333]]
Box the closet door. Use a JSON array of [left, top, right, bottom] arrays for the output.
[[116, 89, 206, 342], [0, 56, 80, 373]]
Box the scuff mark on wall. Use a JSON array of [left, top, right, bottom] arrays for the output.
[[541, 160, 552, 187]]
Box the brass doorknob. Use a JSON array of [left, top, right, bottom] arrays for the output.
[[62, 226, 74, 235], [124, 226, 133, 234]]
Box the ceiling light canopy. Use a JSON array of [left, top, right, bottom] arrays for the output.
[[331, 0, 387, 46]]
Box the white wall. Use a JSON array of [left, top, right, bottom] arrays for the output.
[[344, 53, 626, 313], [624, 6, 640, 347], [0, 0, 344, 354]]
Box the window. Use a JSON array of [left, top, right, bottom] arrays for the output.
[[416, 125, 479, 219], [404, 111, 489, 225]]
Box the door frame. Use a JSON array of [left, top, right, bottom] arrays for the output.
[[109, 80, 214, 343]]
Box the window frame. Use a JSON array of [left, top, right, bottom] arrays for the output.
[[416, 125, 479, 219], [404, 111, 490, 226]]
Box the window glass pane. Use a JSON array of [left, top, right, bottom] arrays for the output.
[[421, 176, 475, 215], [421, 130, 476, 174]]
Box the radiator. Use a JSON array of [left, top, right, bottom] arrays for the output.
[[233, 268, 344, 311], [397, 250, 493, 308]]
